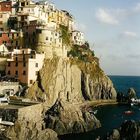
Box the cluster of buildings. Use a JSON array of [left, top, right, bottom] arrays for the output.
[[0, 0, 85, 87]]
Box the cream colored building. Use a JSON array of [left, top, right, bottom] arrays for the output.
[[71, 30, 85, 46], [36, 25, 67, 58], [6, 49, 45, 86], [0, 12, 11, 31]]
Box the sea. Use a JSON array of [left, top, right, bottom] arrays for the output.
[[59, 75, 140, 140]]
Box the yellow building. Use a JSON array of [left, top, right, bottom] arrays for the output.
[[48, 9, 74, 31], [6, 49, 45, 86]]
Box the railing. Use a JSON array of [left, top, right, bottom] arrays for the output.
[[0, 82, 19, 86]]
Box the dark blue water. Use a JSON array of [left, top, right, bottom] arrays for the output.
[[109, 75, 140, 97], [60, 76, 140, 140]]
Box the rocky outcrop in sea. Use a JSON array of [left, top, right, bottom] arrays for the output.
[[106, 120, 140, 140]]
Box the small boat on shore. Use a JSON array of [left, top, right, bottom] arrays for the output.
[[124, 110, 134, 115]]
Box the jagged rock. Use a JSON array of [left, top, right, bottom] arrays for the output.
[[127, 88, 137, 99], [0, 123, 59, 140], [35, 129, 59, 140], [26, 57, 116, 135], [73, 121, 85, 133], [120, 120, 139, 140], [105, 120, 140, 140], [112, 129, 120, 140]]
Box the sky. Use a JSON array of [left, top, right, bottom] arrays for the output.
[[51, 0, 140, 76]]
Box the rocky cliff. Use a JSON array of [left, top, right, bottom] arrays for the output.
[[26, 56, 116, 135], [0, 53, 117, 140]]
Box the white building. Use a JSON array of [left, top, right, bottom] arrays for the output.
[[71, 30, 85, 46]]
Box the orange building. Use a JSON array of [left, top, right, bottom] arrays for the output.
[[6, 49, 45, 86], [0, 1, 12, 12]]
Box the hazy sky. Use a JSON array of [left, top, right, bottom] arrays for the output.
[[51, 0, 140, 76]]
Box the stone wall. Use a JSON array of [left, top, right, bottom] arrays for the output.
[[0, 82, 19, 95], [18, 103, 43, 130]]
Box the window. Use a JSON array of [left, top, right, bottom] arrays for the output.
[[3, 41, 6, 44], [12, 34, 14, 39], [23, 70, 26, 75], [23, 62, 26, 67], [30, 80, 33, 84], [15, 71, 18, 75], [16, 41, 18, 46], [36, 71, 38, 75], [21, 2, 25, 6], [33, 32, 35, 36], [15, 62, 18, 67], [16, 57, 18, 61], [35, 63, 38, 67], [37, 29, 42, 34], [46, 37, 48, 40], [7, 71, 10, 75], [8, 62, 10, 67]]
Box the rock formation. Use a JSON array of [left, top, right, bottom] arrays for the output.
[[107, 120, 140, 140], [26, 56, 116, 135], [0, 50, 117, 140]]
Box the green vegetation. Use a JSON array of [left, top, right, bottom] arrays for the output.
[[59, 25, 71, 45], [68, 43, 96, 62]]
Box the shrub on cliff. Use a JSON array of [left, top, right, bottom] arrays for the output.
[[68, 43, 95, 62], [60, 25, 71, 45]]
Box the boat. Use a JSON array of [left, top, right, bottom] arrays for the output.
[[89, 110, 98, 114], [124, 110, 134, 115], [93, 110, 98, 114]]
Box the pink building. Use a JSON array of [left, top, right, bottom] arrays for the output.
[[6, 49, 45, 86]]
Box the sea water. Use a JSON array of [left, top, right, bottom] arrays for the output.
[[60, 76, 140, 140]]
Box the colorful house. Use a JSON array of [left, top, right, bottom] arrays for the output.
[[6, 48, 45, 85]]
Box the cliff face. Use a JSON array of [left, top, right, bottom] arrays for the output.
[[26, 57, 116, 135], [0, 56, 117, 139], [28, 57, 116, 104]]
